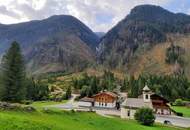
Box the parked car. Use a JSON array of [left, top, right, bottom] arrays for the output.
[[164, 120, 172, 125]]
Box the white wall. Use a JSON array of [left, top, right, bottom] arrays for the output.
[[121, 107, 127, 119], [94, 101, 116, 108], [155, 108, 171, 115], [143, 92, 151, 102], [120, 107, 136, 119], [78, 101, 92, 107]]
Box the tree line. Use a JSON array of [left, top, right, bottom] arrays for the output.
[[72, 71, 190, 101], [122, 74, 190, 101], [72, 71, 119, 98]]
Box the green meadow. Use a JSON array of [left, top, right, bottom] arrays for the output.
[[0, 109, 188, 130], [172, 106, 190, 117]]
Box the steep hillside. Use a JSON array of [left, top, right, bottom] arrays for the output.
[[98, 5, 190, 70], [0, 15, 99, 73], [39, 68, 126, 90], [128, 34, 190, 78]]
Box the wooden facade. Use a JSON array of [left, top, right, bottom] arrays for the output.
[[93, 92, 118, 108], [151, 94, 171, 115]]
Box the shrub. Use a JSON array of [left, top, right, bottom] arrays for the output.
[[21, 100, 33, 105], [134, 107, 155, 126], [22, 106, 36, 112], [176, 112, 183, 117], [175, 99, 185, 106], [0, 102, 36, 112]]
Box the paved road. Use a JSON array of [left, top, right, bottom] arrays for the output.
[[156, 115, 190, 128], [47, 94, 79, 109]]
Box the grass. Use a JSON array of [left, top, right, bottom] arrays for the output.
[[0, 110, 188, 130], [172, 106, 190, 117], [30, 100, 67, 110]]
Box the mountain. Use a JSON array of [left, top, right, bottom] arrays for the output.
[[0, 15, 99, 73], [95, 32, 105, 38], [98, 5, 190, 75]]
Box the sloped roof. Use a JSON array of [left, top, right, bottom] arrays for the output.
[[79, 97, 94, 102], [143, 85, 150, 91], [150, 93, 169, 103], [121, 98, 153, 109], [93, 91, 118, 98]]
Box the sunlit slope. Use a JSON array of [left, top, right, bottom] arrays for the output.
[[127, 34, 190, 78]]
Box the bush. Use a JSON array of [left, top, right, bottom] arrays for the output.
[[21, 100, 33, 105], [74, 96, 80, 101], [0, 102, 36, 112], [134, 107, 155, 126], [176, 112, 183, 117], [175, 99, 185, 106]]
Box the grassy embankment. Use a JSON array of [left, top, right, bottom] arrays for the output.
[[0, 109, 188, 130]]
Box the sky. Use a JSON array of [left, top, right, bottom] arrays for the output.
[[0, 0, 190, 32]]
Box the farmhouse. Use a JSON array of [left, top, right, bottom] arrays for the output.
[[78, 91, 118, 108], [121, 85, 171, 119], [93, 91, 118, 108]]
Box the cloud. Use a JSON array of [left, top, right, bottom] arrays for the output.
[[0, 5, 20, 19], [0, 0, 183, 32]]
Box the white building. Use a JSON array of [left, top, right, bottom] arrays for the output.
[[121, 85, 172, 119], [78, 97, 94, 107]]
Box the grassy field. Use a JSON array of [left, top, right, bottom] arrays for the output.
[[30, 100, 67, 110], [31, 100, 67, 108], [0, 110, 188, 130], [172, 106, 190, 117]]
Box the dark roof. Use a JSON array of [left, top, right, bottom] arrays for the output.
[[150, 93, 169, 103], [121, 98, 153, 109], [79, 97, 94, 102], [93, 91, 118, 98]]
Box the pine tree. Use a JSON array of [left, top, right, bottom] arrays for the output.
[[0, 41, 26, 102], [65, 87, 72, 99]]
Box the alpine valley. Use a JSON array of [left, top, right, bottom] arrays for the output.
[[1, 4, 190, 78]]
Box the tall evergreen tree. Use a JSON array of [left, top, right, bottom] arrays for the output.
[[0, 41, 26, 102]]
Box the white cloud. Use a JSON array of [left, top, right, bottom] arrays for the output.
[[0, 0, 174, 32]]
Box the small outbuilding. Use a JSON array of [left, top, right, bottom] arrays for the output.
[[78, 97, 94, 107]]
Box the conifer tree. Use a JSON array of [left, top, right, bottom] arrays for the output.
[[0, 41, 26, 102]]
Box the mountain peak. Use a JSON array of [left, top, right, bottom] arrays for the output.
[[0, 14, 99, 73], [126, 4, 175, 22], [98, 4, 190, 69], [131, 4, 167, 13]]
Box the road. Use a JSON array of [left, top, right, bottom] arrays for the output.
[[47, 94, 79, 109], [156, 115, 190, 128]]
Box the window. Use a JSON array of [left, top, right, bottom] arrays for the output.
[[105, 103, 107, 106], [127, 110, 130, 117], [146, 94, 149, 99], [161, 109, 164, 114]]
